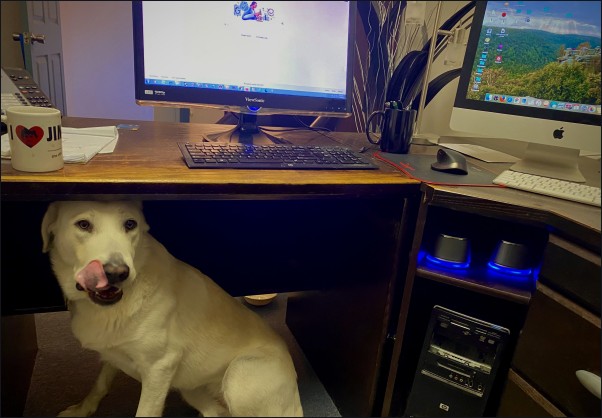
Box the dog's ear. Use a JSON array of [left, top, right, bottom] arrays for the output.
[[41, 202, 59, 253], [132, 201, 150, 233]]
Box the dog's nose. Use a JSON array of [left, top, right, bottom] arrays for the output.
[[103, 263, 130, 284]]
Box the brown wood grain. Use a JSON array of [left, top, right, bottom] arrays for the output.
[[1, 118, 418, 196]]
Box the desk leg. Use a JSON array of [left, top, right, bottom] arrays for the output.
[[286, 284, 392, 417], [1, 314, 38, 416]]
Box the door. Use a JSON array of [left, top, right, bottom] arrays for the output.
[[22, 0, 66, 115]]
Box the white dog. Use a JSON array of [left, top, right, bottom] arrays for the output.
[[41, 201, 303, 417]]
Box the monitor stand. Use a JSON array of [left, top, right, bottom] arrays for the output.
[[510, 142, 586, 183], [203, 113, 288, 145]]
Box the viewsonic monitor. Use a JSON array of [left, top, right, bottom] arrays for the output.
[[450, 1, 601, 182], [132, 1, 356, 144]]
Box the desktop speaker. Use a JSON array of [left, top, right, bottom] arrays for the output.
[[433, 234, 470, 263], [426, 233, 471, 268], [490, 240, 530, 270]]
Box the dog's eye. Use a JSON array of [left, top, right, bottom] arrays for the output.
[[76, 220, 92, 231], [124, 219, 138, 231]]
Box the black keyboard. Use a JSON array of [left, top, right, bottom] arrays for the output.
[[178, 142, 377, 170]]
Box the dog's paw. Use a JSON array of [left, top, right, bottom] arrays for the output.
[[57, 403, 95, 417]]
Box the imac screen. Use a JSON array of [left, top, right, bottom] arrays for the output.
[[451, 1, 601, 180], [132, 1, 356, 142]]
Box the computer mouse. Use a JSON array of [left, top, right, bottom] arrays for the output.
[[431, 148, 468, 175]]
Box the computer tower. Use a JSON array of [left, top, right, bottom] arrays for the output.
[[404, 305, 510, 417]]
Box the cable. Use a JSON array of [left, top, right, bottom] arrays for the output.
[[411, 68, 462, 110]]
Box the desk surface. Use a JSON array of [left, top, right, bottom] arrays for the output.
[[423, 136, 601, 252], [2, 117, 599, 243], [1, 117, 418, 199]]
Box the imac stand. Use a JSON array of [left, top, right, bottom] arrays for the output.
[[510, 143, 586, 183]]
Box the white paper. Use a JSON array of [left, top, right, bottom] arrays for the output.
[[1, 126, 118, 164], [440, 143, 520, 163]]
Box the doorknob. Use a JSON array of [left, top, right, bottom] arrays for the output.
[[11, 32, 46, 70], [12, 32, 45, 45]]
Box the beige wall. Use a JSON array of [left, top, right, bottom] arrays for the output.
[[59, 1, 154, 120], [59, 1, 220, 123]]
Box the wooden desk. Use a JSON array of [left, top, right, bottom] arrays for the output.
[[1, 117, 421, 417], [378, 141, 601, 417], [1, 116, 420, 305], [1, 117, 416, 199], [2, 119, 600, 416]]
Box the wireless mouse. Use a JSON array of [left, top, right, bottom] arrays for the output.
[[431, 148, 468, 175]]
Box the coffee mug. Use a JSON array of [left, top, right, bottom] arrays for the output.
[[2, 106, 63, 172], [366, 108, 416, 154]]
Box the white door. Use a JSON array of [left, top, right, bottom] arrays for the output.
[[23, 0, 66, 115]]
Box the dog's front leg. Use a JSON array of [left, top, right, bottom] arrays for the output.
[[58, 362, 118, 417], [135, 351, 182, 417]]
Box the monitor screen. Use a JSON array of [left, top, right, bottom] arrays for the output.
[[450, 1, 601, 181], [132, 1, 355, 126]]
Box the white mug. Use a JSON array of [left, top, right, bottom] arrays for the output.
[[2, 106, 63, 172]]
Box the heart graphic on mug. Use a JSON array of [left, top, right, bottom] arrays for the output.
[[15, 125, 44, 148]]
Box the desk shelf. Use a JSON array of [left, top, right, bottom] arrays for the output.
[[415, 266, 532, 305]]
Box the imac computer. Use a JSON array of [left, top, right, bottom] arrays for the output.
[[132, 1, 356, 144], [450, 0, 601, 182]]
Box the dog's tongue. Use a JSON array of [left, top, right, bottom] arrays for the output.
[[75, 260, 109, 291]]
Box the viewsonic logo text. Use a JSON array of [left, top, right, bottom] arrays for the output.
[[245, 97, 265, 103]]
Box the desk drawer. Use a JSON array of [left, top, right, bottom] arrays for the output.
[[511, 283, 601, 416], [539, 235, 600, 315], [497, 369, 563, 417]]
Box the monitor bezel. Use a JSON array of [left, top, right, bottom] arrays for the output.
[[131, 1, 357, 118]]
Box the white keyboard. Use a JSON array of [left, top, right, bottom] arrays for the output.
[[493, 170, 601, 207]]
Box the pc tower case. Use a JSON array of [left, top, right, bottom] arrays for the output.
[[404, 305, 510, 417]]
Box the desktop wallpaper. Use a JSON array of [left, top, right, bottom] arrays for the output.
[[467, 1, 601, 113]]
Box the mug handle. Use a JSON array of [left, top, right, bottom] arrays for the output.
[[366, 111, 385, 145]]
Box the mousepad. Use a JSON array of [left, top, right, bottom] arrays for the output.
[[375, 151, 500, 186]]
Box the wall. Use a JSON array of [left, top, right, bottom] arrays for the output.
[[418, 1, 475, 139], [1, 1, 27, 68], [59, 1, 153, 121]]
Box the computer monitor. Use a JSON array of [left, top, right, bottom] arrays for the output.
[[450, 1, 601, 182], [132, 1, 356, 144]]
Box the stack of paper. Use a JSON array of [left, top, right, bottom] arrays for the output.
[[1, 125, 119, 164]]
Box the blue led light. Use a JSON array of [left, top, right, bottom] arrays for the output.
[[487, 261, 532, 276], [426, 254, 471, 269]]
